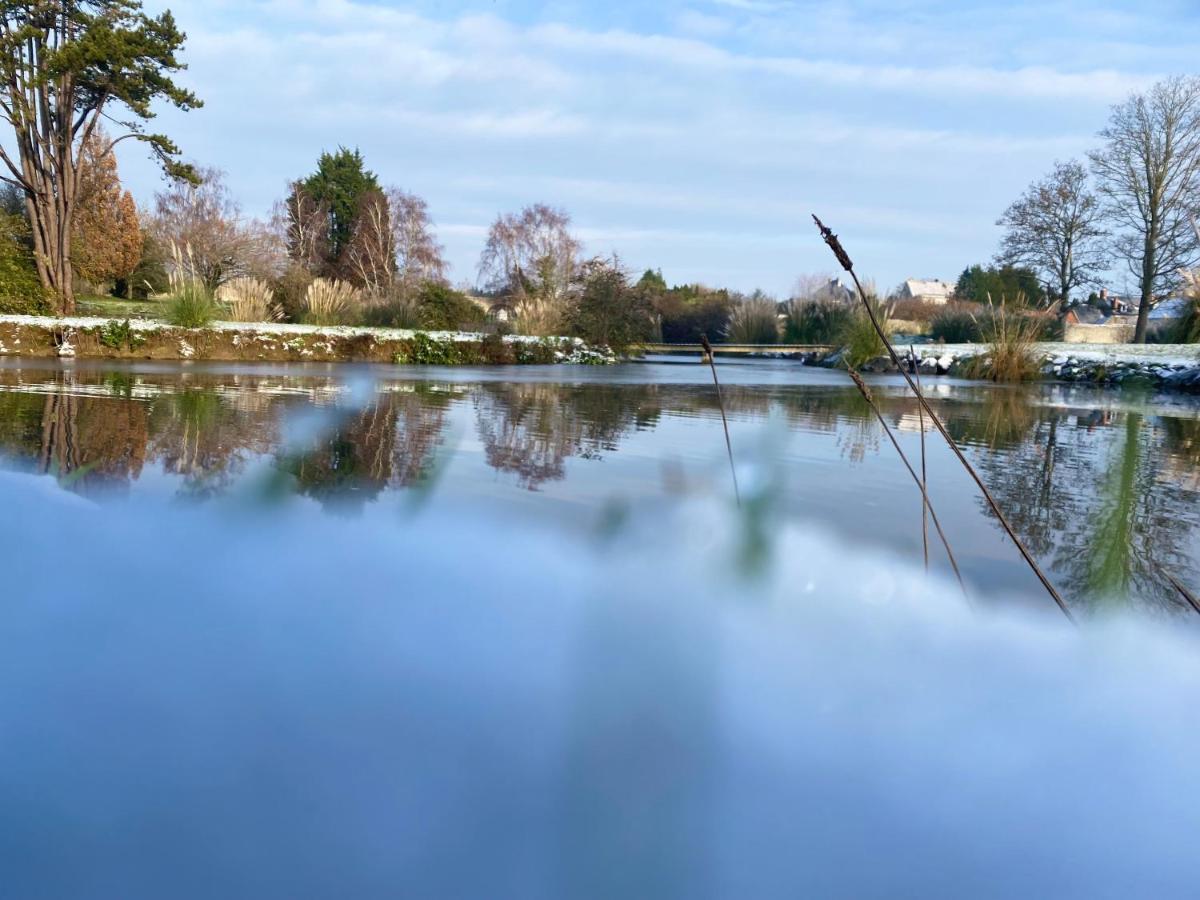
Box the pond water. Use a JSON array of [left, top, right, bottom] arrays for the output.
[[1, 355, 1197, 615], [5, 355, 1200, 896]]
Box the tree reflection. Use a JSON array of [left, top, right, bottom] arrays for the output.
[[37, 383, 149, 495], [473, 383, 659, 490], [968, 398, 1199, 614], [282, 389, 450, 511]]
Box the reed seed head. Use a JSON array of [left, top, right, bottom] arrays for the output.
[[847, 367, 873, 404], [812, 214, 854, 273]]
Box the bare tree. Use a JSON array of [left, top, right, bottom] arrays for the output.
[[996, 161, 1107, 307], [791, 272, 836, 300], [280, 183, 330, 275], [390, 189, 446, 298], [151, 168, 281, 289], [478, 204, 580, 306], [341, 189, 394, 294], [1090, 76, 1200, 342]]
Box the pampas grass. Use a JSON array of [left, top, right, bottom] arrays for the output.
[[725, 295, 780, 344], [303, 278, 362, 326], [514, 296, 563, 337], [217, 277, 283, 323]]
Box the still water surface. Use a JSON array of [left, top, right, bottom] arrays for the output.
[[2, 355, 1198, 615]]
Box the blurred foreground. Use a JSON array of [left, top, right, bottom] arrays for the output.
[[1, 467, 1199, 898]]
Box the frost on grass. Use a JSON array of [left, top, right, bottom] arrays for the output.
[[0, 473, 1198, 897]]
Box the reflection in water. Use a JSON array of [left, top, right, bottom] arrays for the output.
[[474, 382, 660, 490], [0, 363, 1198, 615], [284, 388, 451, 511]]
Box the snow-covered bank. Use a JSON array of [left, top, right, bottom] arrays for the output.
[[0, 314, 615, 365], [871, 341, 1200, 390]]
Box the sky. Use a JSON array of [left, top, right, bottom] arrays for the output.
[[115, 0, 1200, 295]]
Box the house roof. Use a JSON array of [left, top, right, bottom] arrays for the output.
[[904, 279, 954, 298]]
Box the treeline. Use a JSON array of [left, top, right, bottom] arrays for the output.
[[0, 139, 843, 349]]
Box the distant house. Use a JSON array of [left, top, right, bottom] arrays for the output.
[[812, 277, 856, 304], [898, 279, 955, 305]]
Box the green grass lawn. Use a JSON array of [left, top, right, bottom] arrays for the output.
[[75, 295, 167, 322]]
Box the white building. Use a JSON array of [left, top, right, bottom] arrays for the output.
[[898, 279, 955, 305]]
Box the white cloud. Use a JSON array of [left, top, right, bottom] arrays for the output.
[[113, 0, 1189, 294]]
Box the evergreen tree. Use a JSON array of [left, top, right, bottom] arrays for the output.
[[301, 148, 380, 266], [72, 130, 144, 291]]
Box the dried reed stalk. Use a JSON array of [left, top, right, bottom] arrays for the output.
[[1165, 571, 1200, 616], [848, 368, 966, 595], [911, 346, 930, 572], [814, 215, 1073, 621], [700, 335, 741, 506]]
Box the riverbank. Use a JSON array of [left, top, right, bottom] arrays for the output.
[[851, 341, 1200, 391], [0, 315, 615, 365]]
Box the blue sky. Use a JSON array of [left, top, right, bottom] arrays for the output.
[[118, 0, 1200, 295]]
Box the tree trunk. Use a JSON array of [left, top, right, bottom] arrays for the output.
[[24, 183, 76, 314], [1135, 235, 1155, 344]]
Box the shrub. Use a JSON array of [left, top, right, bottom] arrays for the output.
[[569, 258, 656, 351], [359, 292, 422, 329], [1176, 299, 1200, 344], [416, 282, 486, 331], [959, 300, 1044, 382], [395, 331, 486, 365], [0, 213, 52, 315], [653, 285, 733, 343], [164, 247, 219, 327], [725, 294, 780, 344], [887, 298, 942, 324], [784, 298, 853, 343], [273, 265, 315, 323], [839, 298, 893, 369], [217, 277, 282, 323], [303, 278, 361, 326], [930, 306, 983, 343], [164, 280, 219, 328], [513, 338, 560, 364], [98, 318, 146, 351]]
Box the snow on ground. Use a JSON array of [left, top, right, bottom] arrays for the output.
[[0, 313, 582, 345], [914, 341, 1200, 367]]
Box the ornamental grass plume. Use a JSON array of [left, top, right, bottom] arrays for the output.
[[304, 278, 362, 326], [217, 277, 283, 323]]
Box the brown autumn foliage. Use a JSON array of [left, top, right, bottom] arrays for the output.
[[72, 130, 144, 290]]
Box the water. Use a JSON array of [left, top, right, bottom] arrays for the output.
[[1, 356, 1197, 614], [5, 356, 1200, 896]]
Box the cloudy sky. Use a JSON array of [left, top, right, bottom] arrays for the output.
[[119, 0, 1200, 295]]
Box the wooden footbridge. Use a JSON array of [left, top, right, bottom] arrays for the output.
[[638, 343, 834, 358]]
